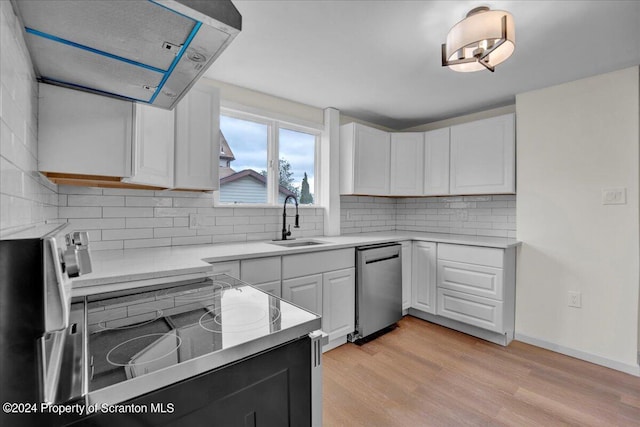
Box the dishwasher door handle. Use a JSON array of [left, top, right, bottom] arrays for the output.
[[365, 254, 400, 264]]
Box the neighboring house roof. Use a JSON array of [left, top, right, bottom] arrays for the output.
[[218, 166, 236, 179], [220, 169, 296, 197], [219, 131, 235, 161]]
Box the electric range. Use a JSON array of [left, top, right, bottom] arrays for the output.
[[75, 273, 322, 406]]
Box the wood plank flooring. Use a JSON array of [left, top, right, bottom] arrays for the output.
[[322, 316, 640, 426]]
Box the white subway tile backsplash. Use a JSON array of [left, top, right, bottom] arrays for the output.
[[341, 194, 516, 238], [0, 1, 57, 234], [125, 196, 172, 207], [58, 185, 325, 249], [103, 228, 154, 241], [68, 195, 124, 206], [103, 207, 154, 218], [59, 206, 102, 218]]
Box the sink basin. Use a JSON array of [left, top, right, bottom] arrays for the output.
[[269, 239, 327, 247]]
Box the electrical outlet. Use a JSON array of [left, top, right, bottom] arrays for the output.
[[602, 188, 626, 205], [455, 210, 468, 220], [346, 211, 352, 221], [568, 291, 582, 308]]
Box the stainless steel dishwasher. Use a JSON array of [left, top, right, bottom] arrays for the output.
[[350, 242, 402, 342]]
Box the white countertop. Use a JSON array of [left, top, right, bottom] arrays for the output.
[[72, 231, 520, 295]]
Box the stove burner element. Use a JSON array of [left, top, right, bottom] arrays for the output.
[[106, 332, 182, 367], [199, 304, 281, 333]]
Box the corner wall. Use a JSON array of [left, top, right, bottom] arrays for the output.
[[0, 2, 58, 235], [515, 66, 640, 374]]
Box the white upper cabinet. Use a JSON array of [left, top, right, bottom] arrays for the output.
[[37, 82, 220, 191], [390, 132, 424, 196], [449, 113, 515, 195], [174, 83, 220, 190], [340, 123, 390, 195], [123, 104, 175, 188], [423, 128, 450, 196], [38, 83, 133, 178]]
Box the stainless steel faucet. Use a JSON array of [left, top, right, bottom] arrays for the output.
[[281, 195, 300, 240]]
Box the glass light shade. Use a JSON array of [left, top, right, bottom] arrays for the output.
[[444, 9, 515, 72]]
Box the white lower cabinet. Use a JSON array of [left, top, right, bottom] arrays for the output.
[[282, 249, 356, 351], [322, 268, 355, 342], [241, 256, 282, 297], [282, 274, 323, 315], [252, 280, 282, 298], [410, 241, 437, 314], [401, 241, 412, 311], [209, 260, 240, 278], [433, 243, 516, 344]]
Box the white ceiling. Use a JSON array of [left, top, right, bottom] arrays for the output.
[[205, 1, 640, 129]]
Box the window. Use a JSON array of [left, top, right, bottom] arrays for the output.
[[218, 110, 319, 205]]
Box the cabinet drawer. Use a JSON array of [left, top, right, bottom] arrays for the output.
[[437, 288, 503, 333], [241, 257, 281, 284], [437, 243, 503, 268], [282, 248, 354, 279], [437, 260, 503, 300]]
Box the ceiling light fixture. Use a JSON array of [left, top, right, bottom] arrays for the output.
[[441, 6, 515, 72]]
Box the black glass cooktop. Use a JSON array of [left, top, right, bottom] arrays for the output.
[[84, 274, 319, 392]]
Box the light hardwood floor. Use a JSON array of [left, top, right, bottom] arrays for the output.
[[322, 316, 640, 426]]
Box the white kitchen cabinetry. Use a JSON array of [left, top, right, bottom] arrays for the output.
[[282, 274, 323, 315], [340, 123, 390, 195], [435, 243, 516, 344], [390, 133, 424, 195], [401, 241, 412, 311], [241, 257, 282, 297], [122, 104, 175, 188], [449, 113, 515, 195], [37, 82, 220, 191], [38, 83, 133, 178], [282, 248, 355, 351], [410, 241, 437, 314], [322, 268, 356, 342], [423, 128, 450, 195], [210, 260, 240, 278], [174, 83, 220, 190]]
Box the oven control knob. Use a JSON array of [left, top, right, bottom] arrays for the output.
[[62, 247, 81, 278]]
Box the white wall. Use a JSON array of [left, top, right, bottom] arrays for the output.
[[515, 66, 640, 374], [403, 105, 515, 132], [0, 1, 58, 235]]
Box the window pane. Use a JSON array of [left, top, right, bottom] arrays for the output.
[[279, 128, 316, 205], [219, 115, 268, 204]]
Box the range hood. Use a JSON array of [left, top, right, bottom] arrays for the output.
[[11, 0, 241, 109]]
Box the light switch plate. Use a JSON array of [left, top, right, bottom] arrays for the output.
[[602, 188, 626, 205]]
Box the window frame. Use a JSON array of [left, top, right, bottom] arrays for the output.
[[214, 107, 322, 207]]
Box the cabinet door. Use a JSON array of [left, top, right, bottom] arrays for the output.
[[424, 128, 450, 195], [353, 124, 390, 195], [174, 83, 220, 190], [450, 114, 515, 195], [124, 104, 174, 188], [322, 268, 355, 341], [401, 241, 412, 310], [38, 83, 133, 177], [411, 241, 437, 314], [282, 274, 322, 315], [390, 133, 424, 195], [252, 280, 282, 298]]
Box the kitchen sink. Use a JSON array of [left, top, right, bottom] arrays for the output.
[[269, 239, 327, 247]]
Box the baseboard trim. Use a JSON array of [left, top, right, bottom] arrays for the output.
[[515, 333, 640, 377]]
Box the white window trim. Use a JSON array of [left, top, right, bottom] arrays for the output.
[[214, 106, 323, 207]]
